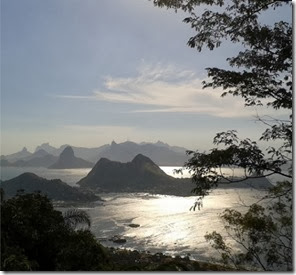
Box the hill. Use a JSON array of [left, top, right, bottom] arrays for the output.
[[49, 146, 94, 169], [35, 142, 109, 163], [34, 140, 189, 165], [77, 154, 194, 196], [0, 172, 100, 202], [1, 147, 32, 162], [96, 141, 188, 165], [12, 150, 58, 167]]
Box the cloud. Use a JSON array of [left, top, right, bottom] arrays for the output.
[[55, 62, 282, 118]]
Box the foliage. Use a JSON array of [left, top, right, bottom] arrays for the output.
[[152, 0, 292, 271], [55, 230, 110, 271], [205, 181, 292, 271], [1, 192, 108, 271], [152, 0, 292, 194], [63, 208, 91, 230]]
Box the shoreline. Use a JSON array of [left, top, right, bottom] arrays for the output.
[[104, 246, 238, 271]]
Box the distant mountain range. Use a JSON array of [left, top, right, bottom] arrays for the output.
[[97, 141, 188, 165], [49, 146, 93, 169], [1, 154, 273, 200], [2, 147, 33, 162], [0, 172, 100, 202], [1, 141, 189, 167], [0, 148, 58, 168], [78, 154, 195, 196]]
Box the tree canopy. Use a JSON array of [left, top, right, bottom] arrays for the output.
[[152, 0, 292, 271], [153, 0, 292, 195], [1, 192, 109, 271]]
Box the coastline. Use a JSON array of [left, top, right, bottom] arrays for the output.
[[104, 246, 237, 271]]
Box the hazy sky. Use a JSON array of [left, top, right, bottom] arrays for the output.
[[1, 0, 292, 154]]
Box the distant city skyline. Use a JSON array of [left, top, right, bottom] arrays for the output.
[[1, 0, 291, 155]]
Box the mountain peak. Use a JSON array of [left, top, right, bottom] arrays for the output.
[[60, 146, 75, 159], [132, 154, 154, 165], [34, 142, 57, 154], [16, 172, 42, 181], [22, 147, 28, 152], [98, 157, 111, 163], [49, 146, 93, 169], [41, 142, 50, 146], [155, 140, 170, 147], [77, 153, 182, 194]]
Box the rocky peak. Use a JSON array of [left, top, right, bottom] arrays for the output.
[[111, 141, 117, 147], [155, 140, 168, 146], [97, 157, 111, 164], [132, 154, 155, 166], [34, 142, 56, 153], [60, 146, 75, 160], [49, 146, 93, 169]]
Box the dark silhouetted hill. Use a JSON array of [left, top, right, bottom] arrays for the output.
[[77, 154, 194, 196], [0, 172, 100, 202], [49, 146, 94, 169]]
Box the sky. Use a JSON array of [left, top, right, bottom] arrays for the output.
[[1, 0, 292, 155]]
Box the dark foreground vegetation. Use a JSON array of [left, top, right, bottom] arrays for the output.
[[1, 192, 107, 271], [106, 247, 235, 271], [152, 0, 292, 271], [1, 191, 235, 271]]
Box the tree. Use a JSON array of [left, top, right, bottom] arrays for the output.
[[152, 0, 292, 194], [1, 192, 68, 270], [1, 192, 109, 271], [55, 230, 110, 271], [205, 181, 292, 271], [152, 0, 292, 271], [63, 208, 92, 230]]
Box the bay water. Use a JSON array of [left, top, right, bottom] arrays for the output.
[[1, 166, 271, 262]]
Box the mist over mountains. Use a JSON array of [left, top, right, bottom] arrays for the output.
[[1, 141, 189, 167]]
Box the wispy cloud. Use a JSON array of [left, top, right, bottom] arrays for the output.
[[54, 62, 275, 118]]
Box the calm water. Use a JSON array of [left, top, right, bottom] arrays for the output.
[[1, 166, 273, 263], [83, 189, 266, 262], [0, 165, 281, 185], [1, 166, 249, 183]]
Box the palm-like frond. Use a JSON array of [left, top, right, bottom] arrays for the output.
[[63, 208, 91, 230]]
